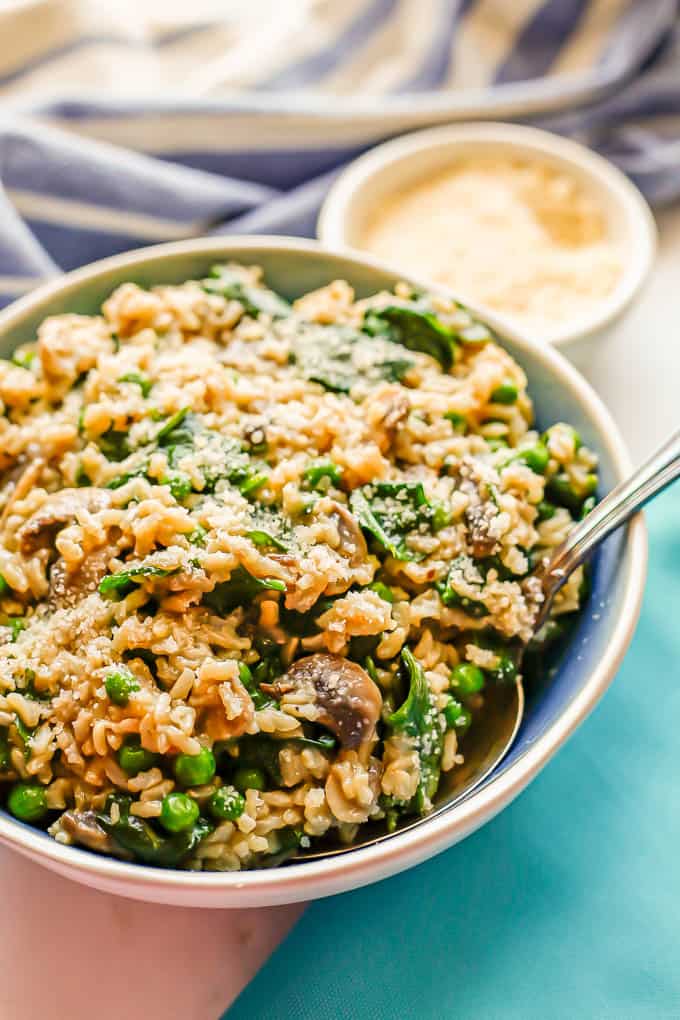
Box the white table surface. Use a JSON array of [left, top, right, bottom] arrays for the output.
[[0, 206, 677, 1020]]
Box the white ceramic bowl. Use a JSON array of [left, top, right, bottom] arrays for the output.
[[318, 122, 657, 357], [0, 236, 646, 907]]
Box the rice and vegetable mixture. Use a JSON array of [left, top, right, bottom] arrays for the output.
[[0, 264, 597, 869]]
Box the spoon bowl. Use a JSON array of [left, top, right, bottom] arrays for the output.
[[293, 681, 524, 862]]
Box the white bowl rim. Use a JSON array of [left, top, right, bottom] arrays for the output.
[[317, 121, 657, 350], [0, 235, 647, 906]]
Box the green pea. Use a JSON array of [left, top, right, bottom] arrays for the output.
[[8, 782, 48, 822], [0, 575, 9, 598], [174, 747, 216, 787], [159, 792, 200, 833], [491, 381, 518, 404], [233, 766, 266, 792], [443, 699, 471, 735], [518, 443, 549, 474], [368, 582, 394, 603], [449, 663, 486, 698], [536, 500, 556, 522], [209, 786, 246, 821], [118, 738, 159, 775], [105, 670, 140, 706]]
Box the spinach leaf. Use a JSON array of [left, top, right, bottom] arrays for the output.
[[254, 827, 309, 868], [221, 734, 284, 785], [99, 565, 180, 600], [97, 428, 131, 462], [247, 530, 288, 552], [106, 460, 149, 490], [245, 505, 293, 553], [0, 732, 10, 771], [279, 597, 336, 638], [101, 408, 191, 485], [118, 372, 152, 398], [349, 480, 436, 561], [97, 798, 212, 867], [236, 469, 268, 497], [436, 555, 490, 618], [155, 407, 192, 445], [161, 471, 193, 502], [364, 297, 494, 369], [363, 299, 458, 370], [291, 731, 336, 751], [13, 715, 34, 757], [158, 412, 268, 498], [389, 648, 445, 813], [237, 662, 273, 710], [292, 323, 414, 394], [188, 524, 208, 547], [389, 648, 432, 737], [4, 617, 25, 642], [202, 265, 291, 319], [219, 731, 335, 791], [203, 567, 286, 615]]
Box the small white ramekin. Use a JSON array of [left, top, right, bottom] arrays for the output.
[[318, 122, 657, 357]]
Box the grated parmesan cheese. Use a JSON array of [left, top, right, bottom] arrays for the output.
[[360, 157, 623, 338]]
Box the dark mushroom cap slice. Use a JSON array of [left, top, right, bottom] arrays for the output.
[[324, 500, 368, 569], [60, 809, 119, 855], [19, 488, 111, 555], [320, 499, 369, 596], [283, 653, 382, 749]]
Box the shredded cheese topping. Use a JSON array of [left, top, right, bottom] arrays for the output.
[[360, 157, 623, 338]]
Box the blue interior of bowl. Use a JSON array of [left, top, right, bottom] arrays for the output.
[[0, 242, 630, 839]]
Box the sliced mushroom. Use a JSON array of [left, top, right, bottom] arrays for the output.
[[48, 545, 115, 609], [327, 501, 367, 568], [464, 502, 500, 558], [60, 810, 119, 855], [321, 500, 368, 596], [270, 653, 382, 749], [19, 488, 111, 555]]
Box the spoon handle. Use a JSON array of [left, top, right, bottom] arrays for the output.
[[537, 427, 680, 614]]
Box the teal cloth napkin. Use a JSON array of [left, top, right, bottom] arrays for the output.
[[226, 487, 680, 1020]]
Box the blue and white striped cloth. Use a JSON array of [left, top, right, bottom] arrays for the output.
[[0, 0, 678, 309]]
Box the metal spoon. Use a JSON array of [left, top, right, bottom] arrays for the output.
[[292, 428, 680, 863]]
